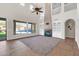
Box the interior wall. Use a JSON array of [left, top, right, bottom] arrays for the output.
[[37, 4, 45, 35], [52, 4, 77, 39], [52, 3, 79, 48], [0, 3, 40, 40], [76, 3, 79, 48]]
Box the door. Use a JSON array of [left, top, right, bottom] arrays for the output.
[[0, 18, 7, 41]]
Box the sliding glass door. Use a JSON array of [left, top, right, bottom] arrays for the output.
[[0, 18, 7, 41]]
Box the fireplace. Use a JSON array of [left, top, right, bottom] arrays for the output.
[[44, 30, 52, 37]]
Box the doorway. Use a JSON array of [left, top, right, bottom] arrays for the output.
[[0, 18, 7, 41], [65, 19, 75, 39]]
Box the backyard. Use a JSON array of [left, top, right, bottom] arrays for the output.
[[0, 20, 6, 41], [0, 32, 6, 40]]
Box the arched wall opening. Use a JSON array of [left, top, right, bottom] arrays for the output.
[[65, 19, 75, 39]]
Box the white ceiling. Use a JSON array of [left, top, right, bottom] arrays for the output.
[[0, 3, 44, 21]]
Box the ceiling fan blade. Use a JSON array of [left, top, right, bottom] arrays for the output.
[[39, 8, 42, 10], [39, 11, 43, 13]]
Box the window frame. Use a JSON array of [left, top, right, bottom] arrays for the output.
[[14, 20, 36, 35]]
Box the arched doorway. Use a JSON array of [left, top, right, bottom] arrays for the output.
[[65, 19, 75, 39]]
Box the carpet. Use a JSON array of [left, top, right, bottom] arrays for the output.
[[20, 36, 63, 55]]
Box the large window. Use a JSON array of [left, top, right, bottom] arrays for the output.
[[15, 22, 27, 34], [14, 20, 36, 34]]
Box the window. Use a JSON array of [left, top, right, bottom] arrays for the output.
[[27, 22, 36, 34], [52, 3, 61, 15], [14, 20, 36, 34], [31, 23, 36, 33], [52, 3, 61, 9], [27, 23, 32, 34], [64, 3, 77, 12], [14, 21, 27, 34], [53, 22, 62, 32], [0, 18, 7, 41]]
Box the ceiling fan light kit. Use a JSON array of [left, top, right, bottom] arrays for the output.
[[31, 3, 43, 15], [32, 7, 43, 15]]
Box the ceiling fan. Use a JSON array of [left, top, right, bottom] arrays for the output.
[[32, 7, 43, 15]]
